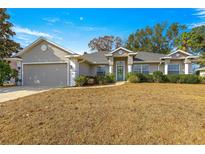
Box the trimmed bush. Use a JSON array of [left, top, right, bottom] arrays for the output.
[[75, 75, 88, 86], [178, 74, 200, 84], [104, 73, 115, 83], [167, 75, 180, 83], [97, 73, 115, 85], [199, 76, 205, 83], [144, 74, 154, 83], [126, 72, 147, 82], [152, 71, 166, 83], [128, 74, 140, 83]]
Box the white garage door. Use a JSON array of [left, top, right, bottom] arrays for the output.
[[23, 63, 67, 86]]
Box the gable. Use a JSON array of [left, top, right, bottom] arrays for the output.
[[170, 52, 189, 59], [111, 47, 135, 57], [113, 49, 130, 57], [21, 40, 71, 63]]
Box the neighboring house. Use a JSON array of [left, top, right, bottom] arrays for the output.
[[10, 37, 200, 86], [196, 67, 205, 77]]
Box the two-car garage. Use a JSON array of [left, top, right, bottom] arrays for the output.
[[15, 37, 75, 87], [23, 63, 68, 86]]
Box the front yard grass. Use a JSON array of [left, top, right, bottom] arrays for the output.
[[0, 83, 205, 144]]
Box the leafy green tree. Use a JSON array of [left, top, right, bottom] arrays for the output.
[[125, 22, 186, 54], [0, 60, 12, 86], [0, 8, 21, 59], [175, 25, 205, 52], [88, 35, 122, 52]]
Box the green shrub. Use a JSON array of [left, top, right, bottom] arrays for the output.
[[128, 74, 140, 83], [126, 72, 147, 82], [0, 60, 12, 86], [167, 75, 180, 83], [104, 73, 115, 83], [126, 72, 135, 80], [144, 74, 154, 83], [153, 71, 166, 83], [199, 76, 205, 83], [178, 74, 200, 84], [97, 73, 115, 85], [75, 75, 88, 86]]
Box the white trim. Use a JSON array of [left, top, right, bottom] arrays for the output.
[[21, 62, 24, 86], [115, 61, 125, 81], [186, 55, 199, 59], [67, 62, 70, 86], [4, 57, 23, 61], [111, 47, 135, 54], [167, 50, 192, 57], [22, 61, 67, 65], [65, 54, 80, 58], [16, 37, 75, 57]]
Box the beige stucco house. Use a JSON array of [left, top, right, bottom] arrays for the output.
[[11, 37, 200, 86]]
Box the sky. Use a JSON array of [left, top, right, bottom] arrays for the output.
[[7, 8, 205, 54]]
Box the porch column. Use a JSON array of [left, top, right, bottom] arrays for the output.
[[108, 57, 114, 74], [128, 55, 133, 73], [164, 59, 170, 75], [109, 65, 113, 74], [185, 63, 189, 74], [165, 62, 168, 75], [184, 59, 191, 74], [128, 64, 132, 73]]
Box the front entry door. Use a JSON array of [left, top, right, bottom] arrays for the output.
[[116, 61, 125, 81]]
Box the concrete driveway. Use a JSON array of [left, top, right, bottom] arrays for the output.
[[0, 86, 54, 103]]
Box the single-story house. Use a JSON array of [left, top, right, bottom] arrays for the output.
[[196, 67, 205, 77], [9, 37, 200, 86]]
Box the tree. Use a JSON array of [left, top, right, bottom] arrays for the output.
[[125, 22, 187, 54], [0, 8, 21, 59], [88, 35, 122, 52], [0, 60, 12, 86], [175, 25, 205, 53]]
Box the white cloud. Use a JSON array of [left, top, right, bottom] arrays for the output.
[[189, 9, 205, 28], [14, 26, 53, 38], [188, 22, 205, 28], [79, 17, 84, 21], [193, 8, 205, 17], [42, 17, 60, 23]]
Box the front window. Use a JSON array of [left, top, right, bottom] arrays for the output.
[[133, 64, 149, 74], [168, 64, 179, 74], [96, 66, 106, 76]]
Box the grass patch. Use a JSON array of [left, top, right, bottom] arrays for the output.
[[0, 83, 205, 144]]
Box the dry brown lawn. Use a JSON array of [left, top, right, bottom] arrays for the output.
[[0, 83, 205, 144]]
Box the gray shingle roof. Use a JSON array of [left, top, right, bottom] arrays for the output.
[[134, 51, 166, 61], [81, 52, 108, 64], [81, 51, 166, 64]]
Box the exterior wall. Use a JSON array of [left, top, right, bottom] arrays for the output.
[[79, 62, 91, 76], [159, 64, 165, 73], [149, 63, 159, 74], [200, 70, 205, 77], [21, 40, 70, 63], [8, 60, 18, 70]]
